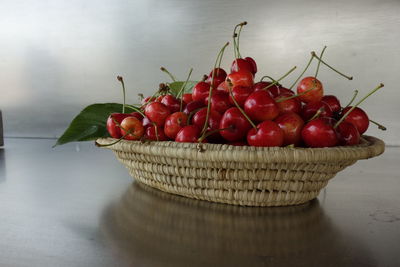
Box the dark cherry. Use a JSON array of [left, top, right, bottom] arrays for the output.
[[244, 90, 280, 122], [192, 82, 211, 102], [341, 107, 369, 134], [335, 121, 360, 146], [106, 113, 130, 138], [301, 101, 333, 121], [144, 102, 171, 127], [161, 95, 181, 113], [206, 68, 227, 88], [219, 107, 252, 142], [247, 120, 284, 147], [267, 86, 295, 98], [275, 112, 305, 146], [297, 76, 324, 103], [183, 100, 206, 115], [229, 85, 254, 107], [301, 118, 338, 147], [175, 125, 201, 143], [145, 125, 168, 141], [244, 57, 257, 74], [182, 93, 193, 105], [322, 95, 341, 113], [204, 90, 232, 113], [129, 112, 144, 121], [192, 108, 222, 131], [164, 112, 188, 139]]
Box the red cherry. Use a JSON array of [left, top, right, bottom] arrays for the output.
[[244, 90, 280, 122], [204, 90, 232, 113], [219, 107, 252, 142], [142, 116, 152, 129], [144, 102, 171, 127], [155, 95, 164, 102], [161, 95, 181, 113], [217, 81, 230, 92], [335, 121, 360, 146], [129, 112, 143, 121], [192, 82, 211, 102], [253, 81, 275, 91], [225, 70, 254, 89], [275, 112, 305, 146], [182, 100, 206, 115], [341, 107, 369, 134], [182, 93, 193, 105], [120, 116, 145, 141], [141, 96, 154, 105], [247, 120, 284, 147], [231, 58, 253, 74], [229, 85, 254, 107], [301, 101, 333, 121], [106, 113, 131, 139], [206, 68, 227, 88], [297, 76, 324, 103], [267, 86, 295, 98], [175, 125, 201, 143], [164, 112, 188, 139], [301, 118, 338, 147], [192, 108, 222, 131], [145, 125, 168, 141], [274, 93, 302, 114], [244, 57, 257, 74], [322, 95, 341, 113]]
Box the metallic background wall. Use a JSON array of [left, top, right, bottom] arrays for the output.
[[0, 0, 399, 144]]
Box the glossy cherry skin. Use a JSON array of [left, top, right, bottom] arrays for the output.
[[231, 58, 254, 74], [175, 125, 201, 143], [225, 70, 254, 89], [247, 120, 284, 147], [301, 118, 338, 147], [274, 93, 302, 114], [219, 107, 252, 142], [182, 100, 206, 115], [217, 80, 230, 92], [182, 93, 193, 105], [229, 86, 254, 107], [275, 112, 305, 146], [297, 76, 324, 103], [322, 95, 341, 113], [145, 125, 168, 141], [204, 90, 232, 113], [142, 116, 152, 129], [253, 81, 273, 91], [341, 107, 369, 134], [301, 101, 333, 121], [129, 112, 144, 121], [192, 82, 211, 102], [120, 116, 145, 141], [106, 113, 131, 138], [161, 95, 181, 113], [144, 102, 171, 127], [267, 86, 295, 98], [192, 108, 222, 131], [164, 112, 188, 139], [335, 121, 360, 146], [206, 68, 227, 88], [244, 57, 257, 74], [244, 90, 280, 122]]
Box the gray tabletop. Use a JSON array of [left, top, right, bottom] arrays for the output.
[[0, 138, 399, 267]]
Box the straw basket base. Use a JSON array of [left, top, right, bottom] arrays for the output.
[[97, 135, 385, 207]]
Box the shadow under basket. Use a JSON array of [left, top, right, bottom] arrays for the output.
[[96, 135, 384, 207]]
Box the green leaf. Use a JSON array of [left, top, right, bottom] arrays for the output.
[[54, 103, 137, 147], [168, 81, 198, 97]]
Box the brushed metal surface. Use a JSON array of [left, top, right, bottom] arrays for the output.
[[0, 0, 399, 144], [0, 138, 399, 266]]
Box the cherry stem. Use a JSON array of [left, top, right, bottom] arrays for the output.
[[200, 42, 229, 137], [179, 68, 193, 112], [262, 66, 297, 91], [153, 122, 159, 141], [369, 119, 387, 131], [232, 22, 247, 59], [187, 107, 204, 125], [276, 86, 315, 103], [344, 90, 359, 108], [260, 75, 279, 84], [125, 104, 146, 117], [308, 107, 325, 122], [228, 87, 257, 129], [334, 83, 384, 128], [117, 76, 126, 113], [160, 67, 177, 82], [314, 46, 327, 78], [197, 127, 232, 143], [236, 22, 246, 59], [311, 51, 353, 80], [139, 90, 160, 109], [289, 55, 314, 90]]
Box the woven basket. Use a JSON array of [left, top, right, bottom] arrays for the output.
[[96, 135, 384, 207]]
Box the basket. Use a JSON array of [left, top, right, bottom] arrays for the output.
[[96, 135, 384, 207]]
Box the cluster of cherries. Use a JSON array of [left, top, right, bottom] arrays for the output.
[[106, 22, 384, 148]]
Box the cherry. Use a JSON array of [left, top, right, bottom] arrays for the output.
[[247, 120, 284, 147], [228, 141, 248, 146], [335, 121, 360, 146], [217, 81, 230, 92], [244, 57, 257, 74], [206, 68, 227, 88], [204, 90, 232, 113], [219, 107, 252, 142], [161, 95, 181, 113], [145, 125, 168, 141], [142, 116, 152, 129], [183, 100, 206, 115], [106, 113, 131, 138], [141, 96, 154, 106], [253, 81, 275, 92], [301, 101, 333, 121], [244, 90, 280, 122], [120, 116, 145, 141], [144, 102, 171, 127], [322, 95, 341, 113], [231, 58, 253, 74], [175, 125, 201, 143], [341, 107, 369, 134], [129, 112, 144, 121], [229, 85, 254, 107], [274, 93, 302, 114], [192, 108, 222, 131], [164, 112, 188, 139], [275, 112, 305, 146], [267, 86, 295, 98], [192, 81, 211, 102], [297, 76, 324, 103], [301, 118, 338, 147], [182, 93, 193, 105], [225, 70, 254, 89]]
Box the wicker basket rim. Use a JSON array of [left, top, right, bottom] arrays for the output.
[[96, 135, 384, 164]]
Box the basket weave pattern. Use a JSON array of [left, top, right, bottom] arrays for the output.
[[97, 135, 384, 206]]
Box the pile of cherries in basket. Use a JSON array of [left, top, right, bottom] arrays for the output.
[[106, 22, 385, 148]]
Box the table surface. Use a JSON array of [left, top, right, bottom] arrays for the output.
[[0, 138, 399, 267]]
